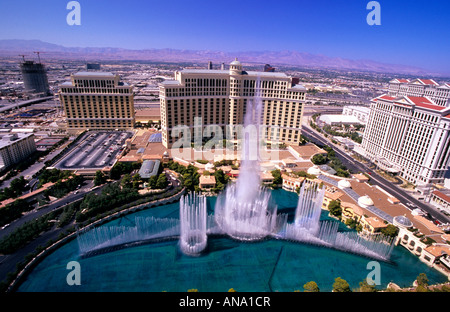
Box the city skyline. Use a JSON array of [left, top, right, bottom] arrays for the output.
[[0, 0, 450, 74]]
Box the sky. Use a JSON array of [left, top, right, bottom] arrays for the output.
[[0, 0, 449, 74]]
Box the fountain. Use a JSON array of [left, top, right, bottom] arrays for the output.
[[179, 192, 208, 255], [77, 216, 180, 256], [294, 180, 325, 235], [76, 75, 395, 262], [214, 77, 278, 241]]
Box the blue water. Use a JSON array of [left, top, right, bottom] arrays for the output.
[[17, 189, 448, 292]]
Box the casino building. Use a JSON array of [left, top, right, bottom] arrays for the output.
[[159, 59, 306, 148], [59, 72, 135, 133], [361, 94, 450, 194]]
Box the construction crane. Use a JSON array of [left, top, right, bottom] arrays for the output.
[[33, 51, 42, 63], [18, 54, 26, 62]]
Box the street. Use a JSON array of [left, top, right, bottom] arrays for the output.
[[0, 179, 96, 241], [301, 123, 450, 225]]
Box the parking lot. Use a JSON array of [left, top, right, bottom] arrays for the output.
[[54, 131, 133, 170]]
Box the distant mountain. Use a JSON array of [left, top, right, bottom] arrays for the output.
[[0, 39, 435, 76]]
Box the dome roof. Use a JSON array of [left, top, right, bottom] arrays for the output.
[[230, 58, 241, 66], [358, 195, 374, 208], [337, 179, 351, 189], [393, 215, 413, 229], [307, 165, 321, 175]]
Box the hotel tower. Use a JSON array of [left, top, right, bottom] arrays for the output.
[[59, 72, 135, 133], [361, 94, 450, 194], [159, 59, 306, 148]]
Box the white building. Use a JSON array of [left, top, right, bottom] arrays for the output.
[[342, 106, 370, 124], [361, 94, 450, 194], [388, 78, 450, 107], [159, 59, 306, 148], [318, 114, 361, 126], [0, 133, 36, 170]]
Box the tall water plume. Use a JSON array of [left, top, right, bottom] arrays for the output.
[[179, 192, 208, 255], [214, 76, 278, 241]]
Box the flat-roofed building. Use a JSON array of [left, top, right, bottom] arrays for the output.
[[361, 94, 450, 194], [59, 72, 135, 133], [318, 114, 361, 126], [0, 133, 36, 170], [342, 105, 370, 124], [199, 175, 216, 190], [159, 58, 306, 148]]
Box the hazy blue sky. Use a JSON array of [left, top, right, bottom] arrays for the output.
[[1, 0, 449, 73]]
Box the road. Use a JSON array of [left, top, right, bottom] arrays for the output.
[[0, 180, 96, 240], [0, 139, 72, 189], [0, 180, 106, 285], [301, 124, 450, 225]]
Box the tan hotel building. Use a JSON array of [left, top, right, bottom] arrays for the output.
[[159, 59, 306, 148], [59, 72, 135, 133]]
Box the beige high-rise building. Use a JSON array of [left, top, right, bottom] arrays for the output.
[[59, 72, 135, 133], [159, 59, 306, 148]]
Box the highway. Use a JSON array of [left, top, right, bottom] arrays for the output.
[[301, 124, 450, 225], [0, 96, 54, 113]]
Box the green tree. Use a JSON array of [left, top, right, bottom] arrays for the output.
[[415, 273, 429, 292], [148, 175, 158, 188], [132, 173, 141, 190], [345, 218, 357, 229], [332, 277, 351, 292], [303, 281, 320, 292], [121, 174, 132, 189], [110, 162, 134, 180], [328, 200, 342, 218], [156, 173, 168, 189], [183, 175, 194, 191], [94, 170, 107, 186], [358, 279, 377, 292], [311, 154, 327, 165], [271, 169, 282, 186], [212, 169, 229, 192], [9, 176, 27, 194], [381, 224, 399, 238]]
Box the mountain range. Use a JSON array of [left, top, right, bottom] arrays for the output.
[[0, 39, 437, 76]]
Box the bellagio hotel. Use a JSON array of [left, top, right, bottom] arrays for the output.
[[159, 59, 306, 148], [59, 72, 135, 133]]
